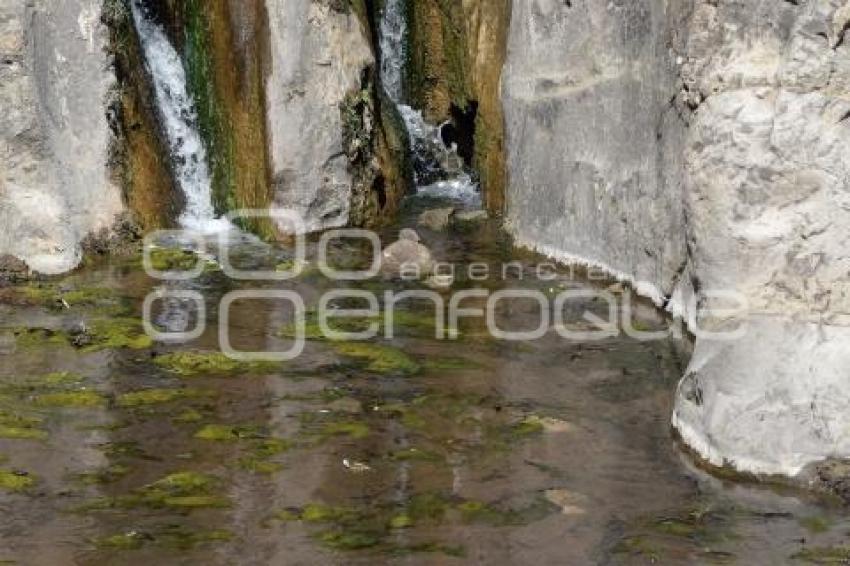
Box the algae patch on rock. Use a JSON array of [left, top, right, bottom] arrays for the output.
[[96, 525, 233, 551], [193, 424, 265, 442], [155, 351, 279, 377], [35, 390, 107, 408], [0, 469, 35, 492], [81, 471, 230, 511], [117, 388, 208, 407], [793, 545, 850, 564], [334, 342, 420, 375], [0, 410, 47, 440]]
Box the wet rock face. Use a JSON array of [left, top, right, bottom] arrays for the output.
[[503, 0, 850, 477], [0, 1, 124, 274], [405, 0, 510, 213]]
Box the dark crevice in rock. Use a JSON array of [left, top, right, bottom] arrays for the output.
[[441, 101, 478, 168]]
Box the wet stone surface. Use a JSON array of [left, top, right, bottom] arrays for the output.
[[1, 201, 849, 565]]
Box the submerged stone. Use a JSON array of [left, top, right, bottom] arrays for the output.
[[35, 390, 107, 408], [81, 318, 153, 351], [0, 411, 47, 440], [0, 469, 35, 492], [334, 342, 420, 375], [117, 387, 207, 407], [194, 424, 264, 442], [155, 351, 278, 377], [96, 526, 233, 551], [793, 546, 850, 564]]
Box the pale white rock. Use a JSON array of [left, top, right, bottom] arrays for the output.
[[0, 1, 123, 274], [264, 0, 373, 233], [503, 0, 850, 478], [418, 207, 455, 231]]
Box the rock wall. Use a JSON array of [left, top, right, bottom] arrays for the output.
[[503, 0, 850, 478], [264, 0, 375, 232], [0, 0, 124, 274]]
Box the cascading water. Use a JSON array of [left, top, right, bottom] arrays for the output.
[[129, 0, 231, 234], [378, 0, 481, 208]]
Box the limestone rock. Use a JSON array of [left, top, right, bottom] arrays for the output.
[[502, 0, 850, 477], [264, 0, 373, 232], [0, 1, 124, 274], [380, 229, 435, 278], [418, 207, 455, 231]]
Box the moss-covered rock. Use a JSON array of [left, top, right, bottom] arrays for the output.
[[117, 387, 208, 407], [154, 351, 279, 377], [0, 470, 36, 492], [34, 390, 107, 409], [81, 470, 230, 512], [334, 342, 420, 375]]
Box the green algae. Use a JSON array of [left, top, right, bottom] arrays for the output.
[[75, 464, 131, 486], [117, 388, 207, 407], [0, 411, 47, 440], [793, 546, 850, 564], [84, 318, 152, 351], [275, 492, 554, 556], [0, 470, 35, 492], [799, 516, 832, 534], [34, 390, 107, 408], [100, 440, 149, 460], [12, 328, 68, 349], [237, 458, 283, 475], [97, 531, 146, 550], [154, 351, 278, 377], [16, 319, 152, 352], [18, 283, 115, 310], [236, 438, 290, 474], [41, 372, 85, 387], [319, 421, 370, 440], [302, 503, 359, 523], [147, 248, 217, 273], [80, 471, 231, 510], [389, 513, 414, 529], [407, 492, 452, 522], [423, 357, 483, 371], [334, 342, 420, 375], [510, 416, 546, 437], [145, 471, 214, 493], [194, 424, 263, 442], [251, 438, 291, 458], [173, 408, 205, 424], [96, 526, 233, 551], [316, 530, 381, 551]]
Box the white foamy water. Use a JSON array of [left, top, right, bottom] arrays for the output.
[[129, 1, 231, 234], [379, 0, 481, 208], [378, 0, 406, 102]]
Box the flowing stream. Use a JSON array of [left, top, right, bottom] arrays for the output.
[[129, 1, 231, 234], [2, 204, 849, 564], [378, 0, 481, 208]]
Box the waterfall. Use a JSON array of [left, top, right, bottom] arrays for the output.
[[129, 1, 231, 234], [378, 0, 481, 207]]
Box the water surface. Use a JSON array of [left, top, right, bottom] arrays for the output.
[[1, 201, 848, 565]]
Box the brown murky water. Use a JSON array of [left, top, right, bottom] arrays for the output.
[[1, 198, 849, 565]]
